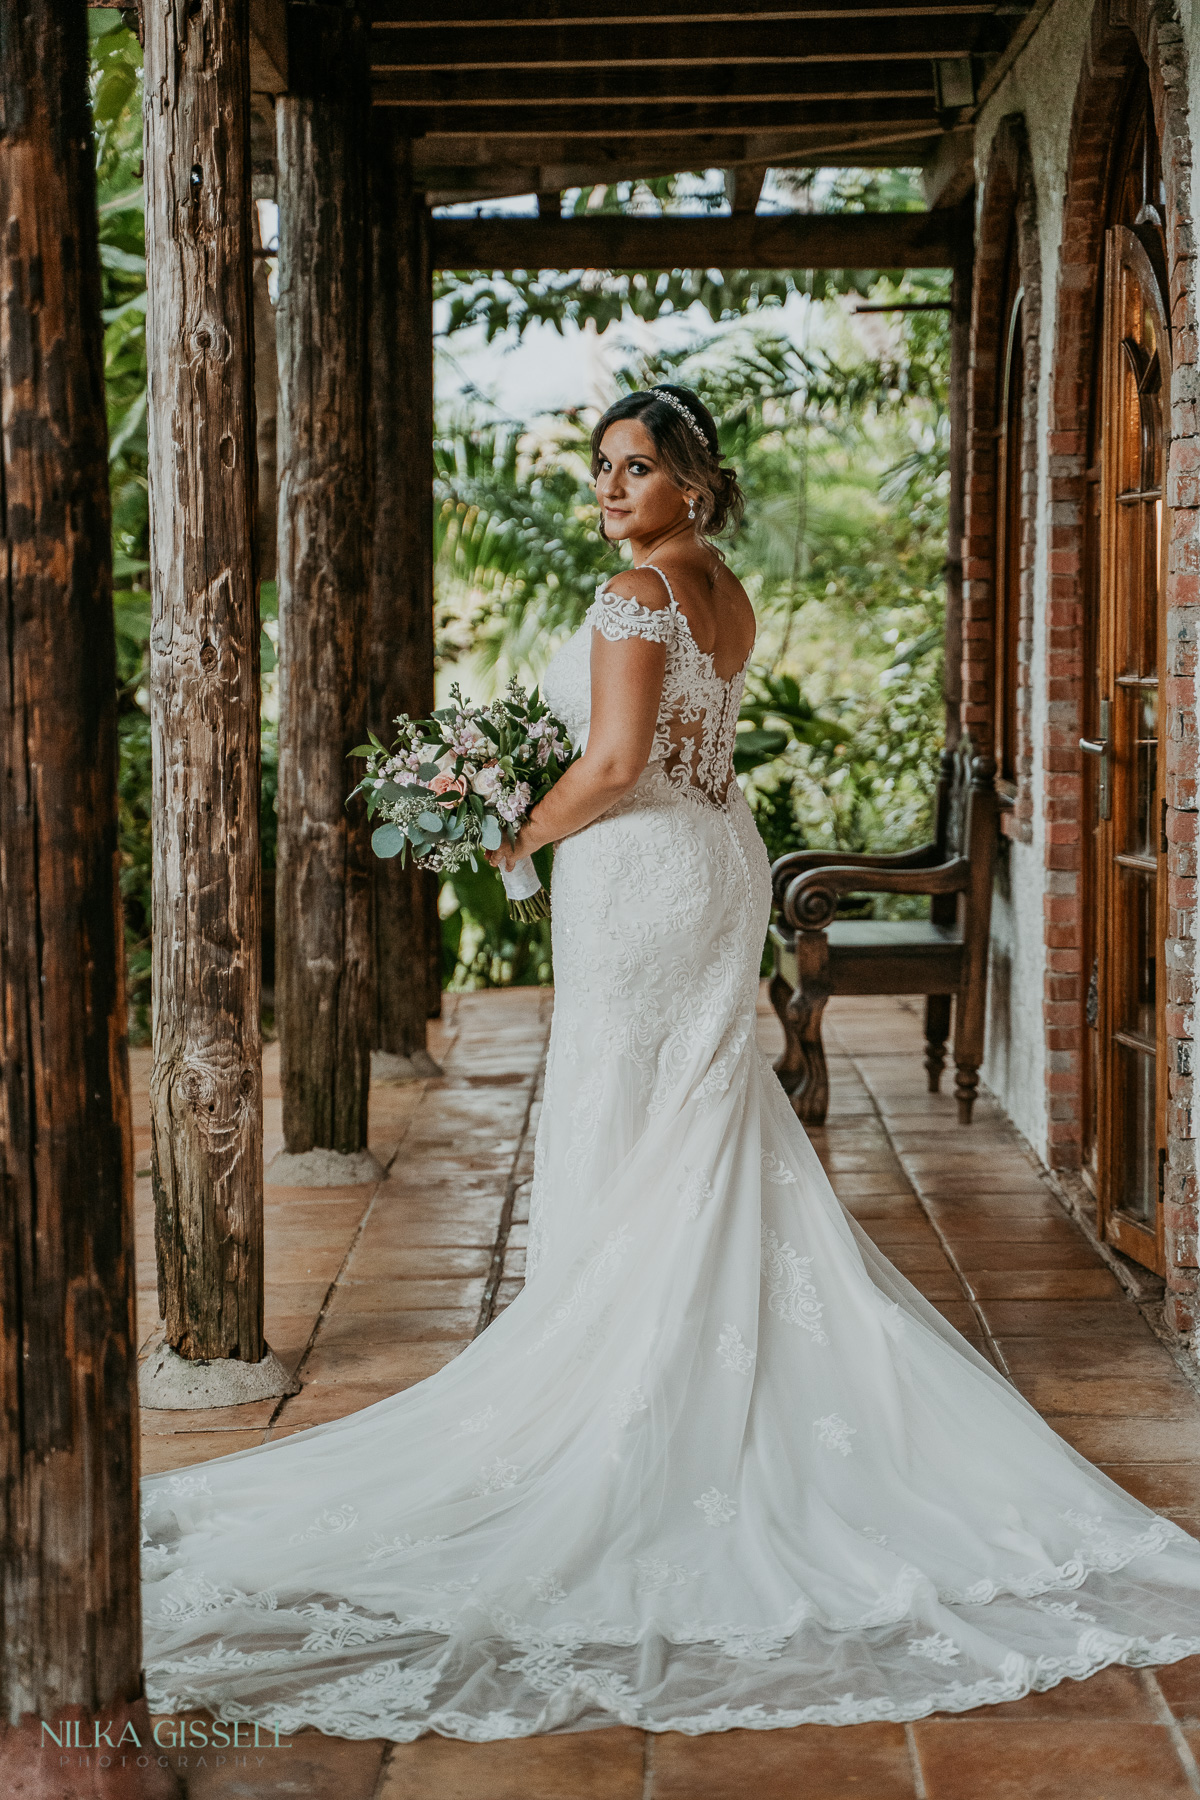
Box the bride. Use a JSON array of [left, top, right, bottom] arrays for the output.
[[141, 383, 1200, 1742]]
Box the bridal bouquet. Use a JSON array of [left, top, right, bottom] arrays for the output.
[[350, 680, 575, 922]]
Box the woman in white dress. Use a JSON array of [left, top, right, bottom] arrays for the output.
[[140, 384, 1200, 1743]]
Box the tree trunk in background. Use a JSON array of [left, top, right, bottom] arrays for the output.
[[144, 0, 266, 1362], [369, 119, 441, 1066], [275, 11, 374, 1154], [0, 0, 159, 1761], [944, 194, 974, 752]]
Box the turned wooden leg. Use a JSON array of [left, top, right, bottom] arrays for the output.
[[787, 982, 830, 1124], [783, 926, 833, 1125], [770, 970, 808, 1100], [952, 975, 985, 1125], [924, 994, 951, 1093], [954, 1060, 980, 1124]]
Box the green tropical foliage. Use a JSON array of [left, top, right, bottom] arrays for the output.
[[434, 281, 950, 985], [87, 21, 947, 1008]]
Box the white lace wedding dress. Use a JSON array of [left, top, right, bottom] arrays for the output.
[[141, 569, 1200, 1741]]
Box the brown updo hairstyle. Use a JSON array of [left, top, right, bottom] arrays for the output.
[[590, 384, 746, 541]]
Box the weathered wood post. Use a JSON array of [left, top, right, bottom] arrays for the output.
[[272, 6, 379, 1182], [140, 0, 291, 1407], [0, 5, 173, 1787], [369, 118, 441, 1079]]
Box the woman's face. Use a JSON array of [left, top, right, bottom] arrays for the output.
[[595, 419, 693, 543]]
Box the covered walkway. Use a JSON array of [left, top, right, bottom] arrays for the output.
[[134, 991, 1200, 1799]]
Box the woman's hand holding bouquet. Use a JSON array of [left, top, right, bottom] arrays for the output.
[[349, 680, 576, 922]]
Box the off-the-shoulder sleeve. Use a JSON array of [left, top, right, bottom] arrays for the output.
[[589, 590, 676, 645]]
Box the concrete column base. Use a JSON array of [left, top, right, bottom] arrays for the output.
[[138, 1342, 300, 1411], [371, 1047, 442, 1083], [263, 1147, 385, 1187]]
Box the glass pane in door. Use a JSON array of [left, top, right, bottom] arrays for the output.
[[1113, 1040, 1158, 1224]]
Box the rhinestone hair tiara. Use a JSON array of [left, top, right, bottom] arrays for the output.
[[652, 386, 714, 453]]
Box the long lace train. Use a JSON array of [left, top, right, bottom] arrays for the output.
[[140, 579, 1200, 1740]]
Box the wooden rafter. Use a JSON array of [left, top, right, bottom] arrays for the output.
[[431, 211, 957, 270], [374, 62, 937, 106], [371, 0, 1002, 22], [387, 99, 942, 136], [372, 21, 985, 67]]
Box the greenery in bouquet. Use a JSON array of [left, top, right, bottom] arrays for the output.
[[351, 680, 576, 922]]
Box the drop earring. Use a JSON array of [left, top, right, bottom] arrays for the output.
[[688, 498, 696, 520]]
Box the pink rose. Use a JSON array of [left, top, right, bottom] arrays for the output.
[[430, 771, 467, 798]]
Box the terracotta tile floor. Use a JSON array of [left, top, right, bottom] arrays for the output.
[[135, 991, 1200, 1799]]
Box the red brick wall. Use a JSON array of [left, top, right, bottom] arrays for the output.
[[1005, 0, 1199, 1326]]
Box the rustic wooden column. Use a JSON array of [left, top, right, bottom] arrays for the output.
[[369, 118, 441, 1078], [273, 7, 378, 1177], [0, 5, 171, 1784], [140, 0, 288, 1407], [944, 194, 975, 751]]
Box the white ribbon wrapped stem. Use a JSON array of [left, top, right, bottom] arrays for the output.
[[501, 855, 543, 903]]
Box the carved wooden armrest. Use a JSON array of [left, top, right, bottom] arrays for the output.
[[781, 858, 970, 932], [770, 843, 938, 906]]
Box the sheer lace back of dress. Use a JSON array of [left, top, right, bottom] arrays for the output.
[[591, 564, 749, 808]]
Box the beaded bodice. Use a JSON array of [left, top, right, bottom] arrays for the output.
[[542, 564, 750, 808]]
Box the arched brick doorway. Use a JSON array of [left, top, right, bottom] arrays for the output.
[[1049, 0, 1198, 1328], [963, 116, 1042, 1115]]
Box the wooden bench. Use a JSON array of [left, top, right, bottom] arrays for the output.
[[767, 736, 999, 1125]]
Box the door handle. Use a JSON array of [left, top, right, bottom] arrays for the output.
[[1079, 698, 1111, 821]]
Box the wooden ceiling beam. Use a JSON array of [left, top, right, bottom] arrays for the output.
[[413, 126, 941, 176], [372, 1, 1000, 22], [375, 62, 935, 105], [422, 146, 932, 201], [431, 211, 956, 269], [372, 21, 989, 68], [379, 99, 942, 135]]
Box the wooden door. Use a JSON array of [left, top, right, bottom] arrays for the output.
[[1087, 215, 1170, 1272], [994, 220, 1023, 798]]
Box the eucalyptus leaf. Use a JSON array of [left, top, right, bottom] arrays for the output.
[[480, 815, 502, 851], [417, 810, 445, 833], [371, 823, 406, 859]]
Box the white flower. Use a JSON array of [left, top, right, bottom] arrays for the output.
[[164, 1474, 212, 1498], [609, 1385, 648, 1428], [717, 1324, 755, 1374], [761, 1150, 797, 1185], [527, 1571, 567, 1604], [453, 1405, 499, 1438], [694, 1487, 737, 1527], [762, 1226, 828, 1345], [907, 1633, 961, 1666], [470, 762, 503, 802], [473, 1458, 521, 1497], [679, 1170, 713, 1219], [496, 781, 532, 825], [1032, 1598, 1097, 1622], [634, 1556, 695, 1591], [289, 1504, 359, 1544], [365, 1532, 447, 1566], [814, 1414, 856, 1457]]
